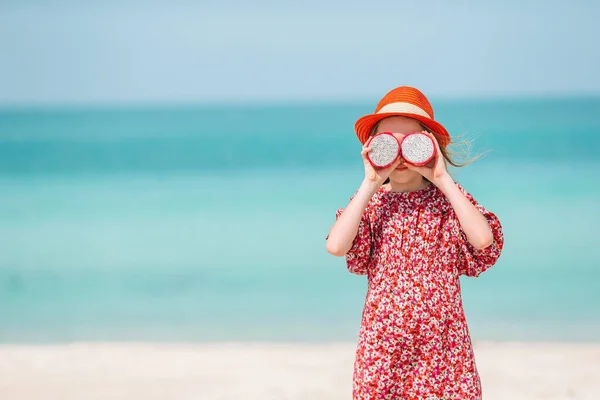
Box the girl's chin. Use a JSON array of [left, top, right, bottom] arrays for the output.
[[390, 168, 413, 176]]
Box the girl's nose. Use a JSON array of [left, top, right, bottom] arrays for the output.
[[392, 133, 406, 141]]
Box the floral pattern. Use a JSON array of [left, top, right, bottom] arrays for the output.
[[335, 182, 504, 399]]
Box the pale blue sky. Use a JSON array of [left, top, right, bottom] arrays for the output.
[[1, 0, 599, 105]]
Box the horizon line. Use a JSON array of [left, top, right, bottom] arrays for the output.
[[1, 92, 599, 111]]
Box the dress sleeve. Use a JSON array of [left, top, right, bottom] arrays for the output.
[[452, 184, 504, 277], [332, 198, 373, 276]]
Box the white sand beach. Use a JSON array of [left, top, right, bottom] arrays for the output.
[[0, 341, 598, 400]]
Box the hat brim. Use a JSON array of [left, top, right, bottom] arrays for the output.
[[355, 112, 450, 147]]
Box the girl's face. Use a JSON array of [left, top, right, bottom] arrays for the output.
[[373, 116, 425, 183]]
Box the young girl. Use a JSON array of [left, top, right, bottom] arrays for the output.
[[326, 86, 504, 399]]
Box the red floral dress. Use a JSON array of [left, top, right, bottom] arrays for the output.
[[335, 182, 504, 400]]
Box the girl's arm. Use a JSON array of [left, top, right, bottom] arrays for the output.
[[405, 132, 494, 250], [327, 141, 401, 257], [326, 179, 379, 256], [437, 174, 494, 250]]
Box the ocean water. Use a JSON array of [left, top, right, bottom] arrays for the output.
[[0, 98, 599, 343]]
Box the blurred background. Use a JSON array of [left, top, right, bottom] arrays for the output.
[[0, 0, 598, 343]]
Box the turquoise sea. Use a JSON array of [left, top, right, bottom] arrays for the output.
[[1, 98, 599, 343]]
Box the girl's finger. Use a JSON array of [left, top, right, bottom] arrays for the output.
[[405, 163, 424, 175]]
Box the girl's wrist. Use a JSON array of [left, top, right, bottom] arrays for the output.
[[360, 178, 382, 195], [434, 173, 455, 193]]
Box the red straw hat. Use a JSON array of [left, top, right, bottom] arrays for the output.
[[354, 86, 450, 147]]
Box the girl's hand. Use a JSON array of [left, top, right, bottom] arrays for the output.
[[405, 131, 450, 185], [361, 137, 402, 186]]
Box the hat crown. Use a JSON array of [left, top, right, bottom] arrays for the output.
[[375, 86, 434, 120]]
